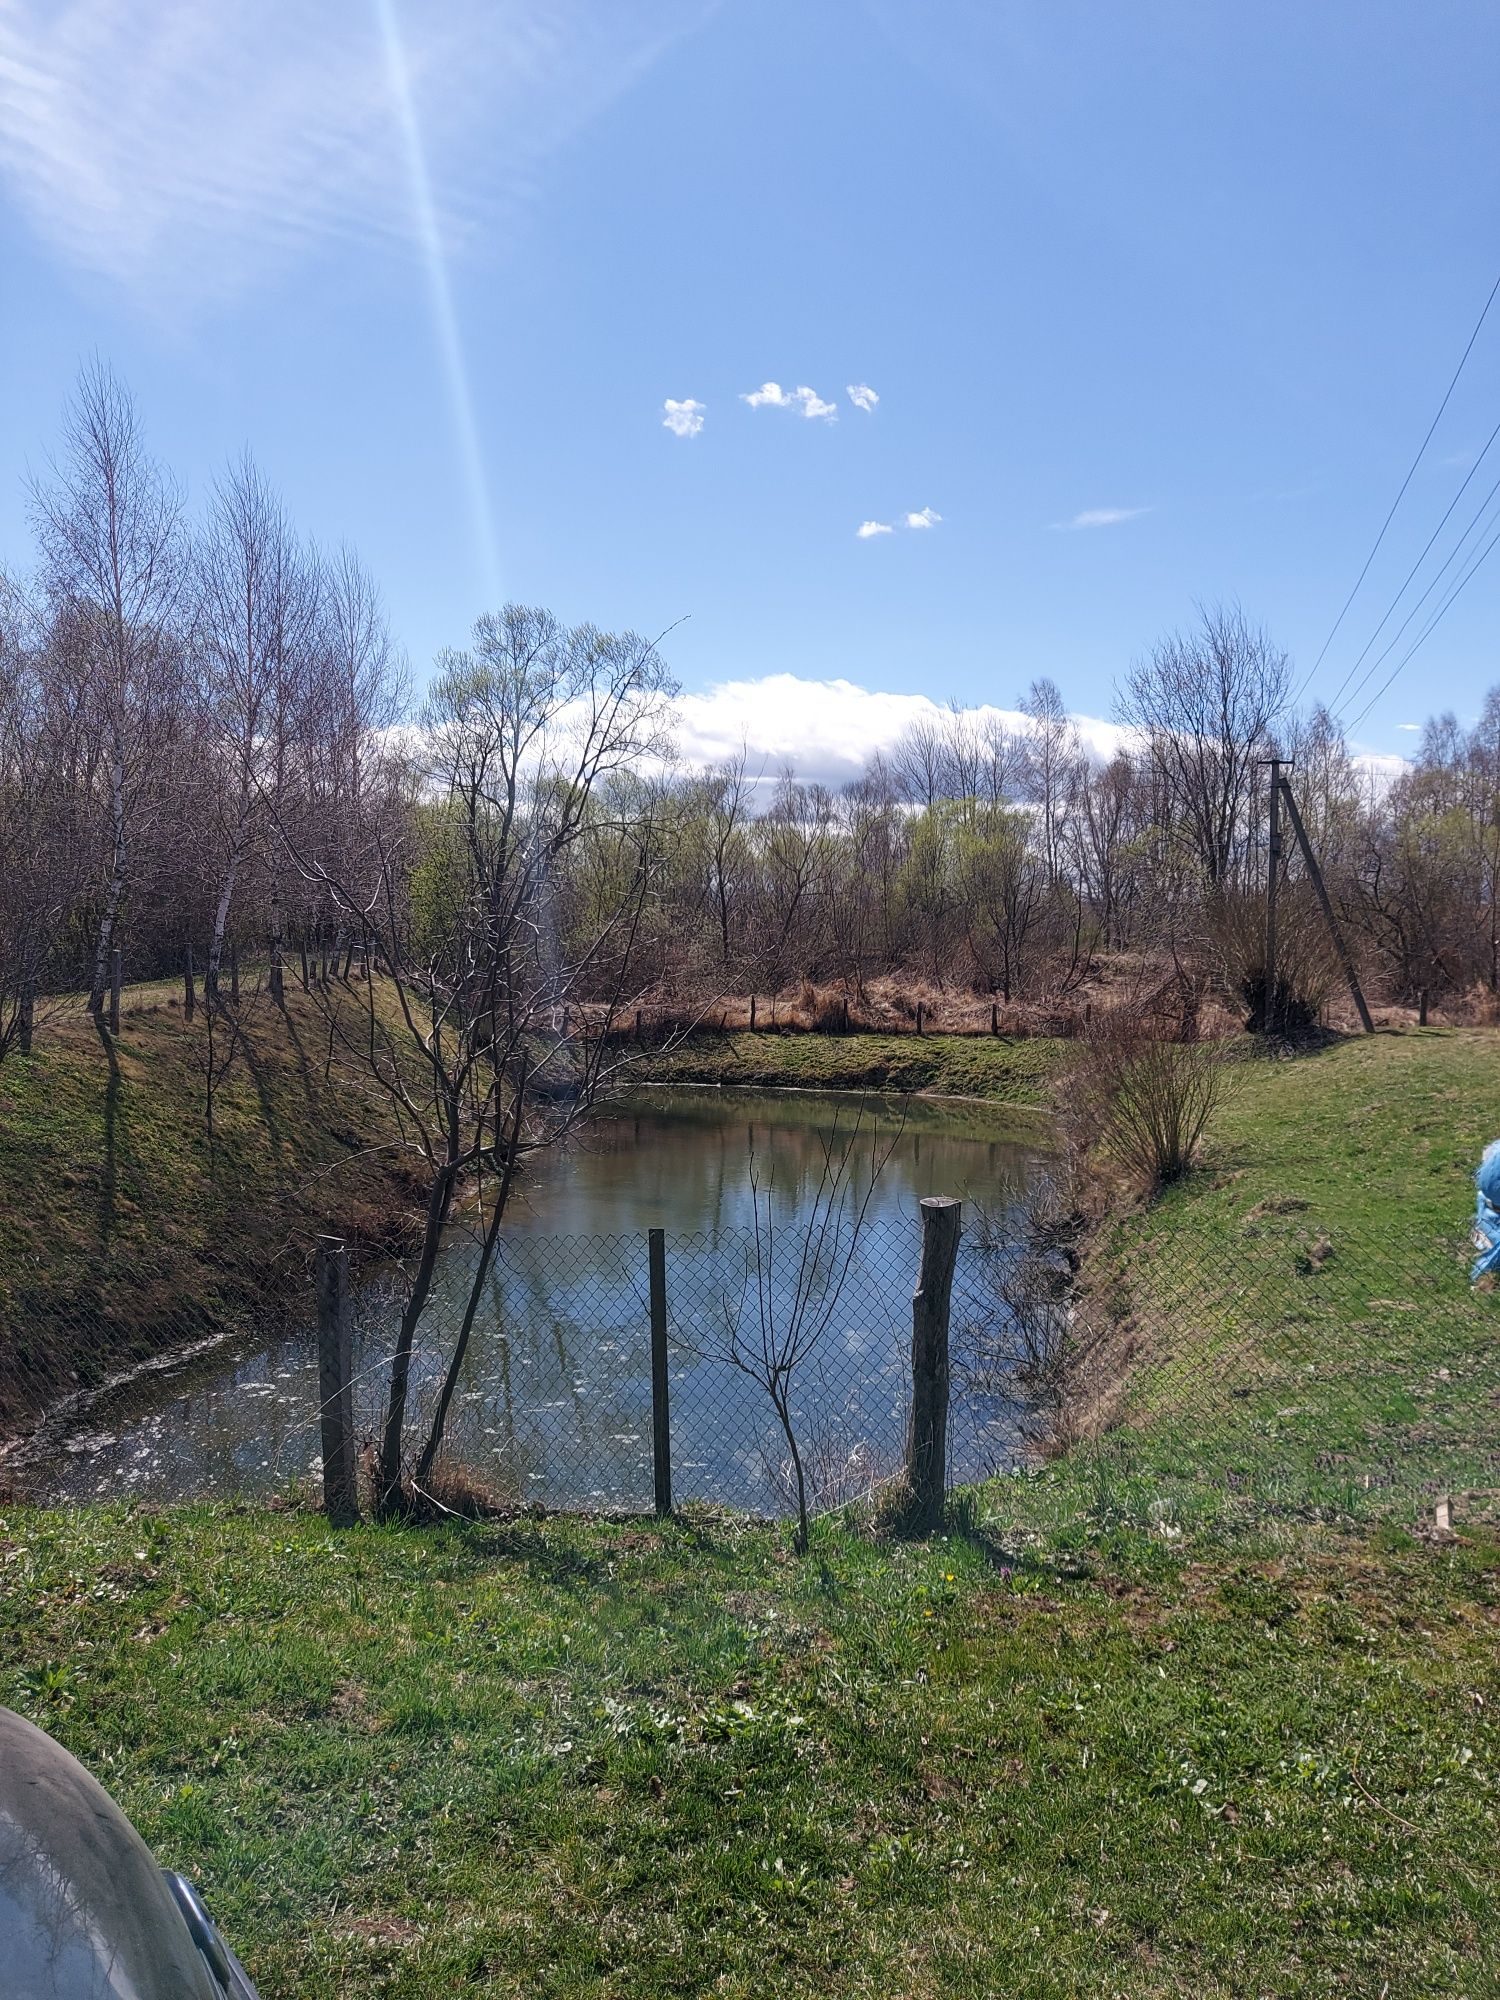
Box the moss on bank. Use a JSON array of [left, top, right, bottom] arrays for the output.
[[0, 984, 418, 1432]]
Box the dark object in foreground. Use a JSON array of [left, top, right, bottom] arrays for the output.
[[0, 1706, 260, 1998]]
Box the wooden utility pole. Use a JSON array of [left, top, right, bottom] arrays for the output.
[[1277, 775, 1375, 1035], [1263, 756, 1285, 1034]]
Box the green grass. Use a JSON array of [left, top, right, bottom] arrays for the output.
[[1031, 1027, 1500, 1541], [2, 1502, 1497, 1998], [0, 982, 417, 1430], [5, 1023, 1499, 1993], [635, 1030, 1063, 1106]]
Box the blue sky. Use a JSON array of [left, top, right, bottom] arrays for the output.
[[2, 0, 1498, 777]]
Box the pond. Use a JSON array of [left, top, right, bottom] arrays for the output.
[[9, 1087, 1054, 1515]]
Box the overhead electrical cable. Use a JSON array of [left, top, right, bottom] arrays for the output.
[[1332, 462, 1500, 724], [1321, 410, 1500, 715], [1295, 265, 1500, 706], [1343, 508, 1500, 736]]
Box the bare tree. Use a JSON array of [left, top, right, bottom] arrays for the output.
[[1019, 676, 1079, 885], [1119, 604, 1291, 889], [283, 604, 677, 1513], [703, 1110, 901, 1552], [28, 361, 185, 1015], [193, 453, 320, 994], [0, 580, 83, 1061]]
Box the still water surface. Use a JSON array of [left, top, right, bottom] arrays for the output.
[[14, 1088, 1050, 1513]]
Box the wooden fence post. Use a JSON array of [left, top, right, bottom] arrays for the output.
[[991, 1000, 999, 1035], [916, 1001, 925, 1036], [183, 944, 195, 1023], [1419, 988, 1429, 1027], [108, 949, 121, 1037], [316, 1236, 359, 1527], [749, 994, 757, 1032], [649, 1228, 672, 1518], [905, 1197, 960, 1532]]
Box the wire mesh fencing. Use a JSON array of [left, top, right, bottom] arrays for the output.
[[369, 1216, 999, 1521], [3, 1196, 1495, 1541], [1022, 1207, 1500, 1540]]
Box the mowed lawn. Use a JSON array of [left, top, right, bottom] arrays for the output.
[[2, 1025, 1498, 1996]]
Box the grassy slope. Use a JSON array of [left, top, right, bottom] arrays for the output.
[[0, 982, 416, 1427], [635, 1030, 1063, 1106], [1033, 1027, 1500, 1539], [4, 1028, 1499, 1995]]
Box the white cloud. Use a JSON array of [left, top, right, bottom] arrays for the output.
[[0, 0, 706, 312], [906, 506, 942, 529], [846, 383, 879, 413], [668, 674, 1411, 797], [856, 520, 894, 538], [741, 381, 838, 421], [670, 674, 1137, 790], [661, 397, 705, 438], [1051, 506, 1150, 531], [1397, 722, 1421, 732]]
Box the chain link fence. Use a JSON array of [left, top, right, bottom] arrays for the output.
[[3, 1199, 1495, 1540], [1027, 1207, 1500, 1540]]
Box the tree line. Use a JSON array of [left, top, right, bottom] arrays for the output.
[[2, 362, 1497, 1072]]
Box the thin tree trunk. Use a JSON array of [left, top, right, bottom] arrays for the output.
[[377, 1149, 458, 1513], [89, 738, 128, 1015], [207, 847, 242, 993]]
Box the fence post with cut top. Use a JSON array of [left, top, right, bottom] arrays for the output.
[[316, 1235, 359, 1527], [649, 1227, 672, 1517], [905, 1196, 960, 1532]]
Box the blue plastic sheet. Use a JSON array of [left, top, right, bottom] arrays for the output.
[[1474, 1139, 1500, 1282]]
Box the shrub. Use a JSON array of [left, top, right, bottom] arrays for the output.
[[1068, 1009, 1230, 1188]]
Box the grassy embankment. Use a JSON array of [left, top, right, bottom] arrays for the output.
[[0, 979, 419, 1431], [634, 1027, 1063, 1106], [1035, 1026, 1500, 1541], [3, 1027, 1499, 1995]]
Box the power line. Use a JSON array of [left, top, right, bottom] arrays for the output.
[[1295, 265, 1500, 705], [1344, 508, 1500, 736], [1322, 410, 1500, 715], [1332, 459, 1500, 724]]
